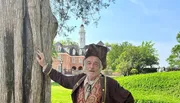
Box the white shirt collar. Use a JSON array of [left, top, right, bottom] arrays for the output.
[[83, 74, 101, 86]]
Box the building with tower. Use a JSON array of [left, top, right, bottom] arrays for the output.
[[52, 24, 110, 75]]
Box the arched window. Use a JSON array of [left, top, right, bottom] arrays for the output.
[[72, 66, 76, 70], [73, 49, 76, 55], [79, 49, 82, 55], [58, 46, 61, 52], [78, 66, 83, 70]]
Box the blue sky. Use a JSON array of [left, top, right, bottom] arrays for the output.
[[54, 0, 180, 67]]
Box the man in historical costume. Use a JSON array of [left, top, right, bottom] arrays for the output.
[[36, 44, 134, 103]]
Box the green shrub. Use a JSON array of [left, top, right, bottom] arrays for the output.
[[141, 67, 157, 73], [130, 68, 138, 75]]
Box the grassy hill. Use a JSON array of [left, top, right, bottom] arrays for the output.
[[51, 71, 180, 103], [115, 71, 180, 103]]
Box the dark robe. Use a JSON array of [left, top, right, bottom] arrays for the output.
[[44, 64, 134, 103]]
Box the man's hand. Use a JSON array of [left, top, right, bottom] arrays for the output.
[[36, 50, 47, 67]]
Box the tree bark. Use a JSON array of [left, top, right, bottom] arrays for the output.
[[0, 0, 58, 103]]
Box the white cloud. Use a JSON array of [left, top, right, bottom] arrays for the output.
[[129, 0, 150, 15]]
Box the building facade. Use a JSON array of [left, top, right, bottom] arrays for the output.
[[52, 24, 110, 75], [52, 25, 87, 74]]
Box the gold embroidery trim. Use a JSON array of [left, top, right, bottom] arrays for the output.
[[47, 67, 53, 75], [104, 76, 106, 103]]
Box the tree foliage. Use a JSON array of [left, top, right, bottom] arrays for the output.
[[167, 32, 180, 68], [51, 0, 115, 35], [107, 41, 159, 75], [137, 41, 159, 72], [59, 38, 78, 45], [107, 42, 132, 71], [52, 41, 58, 58]]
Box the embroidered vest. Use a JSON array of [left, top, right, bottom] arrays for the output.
[[77, 79, 102, 103]]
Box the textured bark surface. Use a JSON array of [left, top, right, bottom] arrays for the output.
[[0, 0, 58, 103]]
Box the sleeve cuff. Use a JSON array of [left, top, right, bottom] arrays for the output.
[[43, 64, 53, 75]]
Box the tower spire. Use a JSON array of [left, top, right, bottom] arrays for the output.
[[79, 24, 86, 48]]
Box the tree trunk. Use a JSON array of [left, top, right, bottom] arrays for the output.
[[0, 0, 58, 103]]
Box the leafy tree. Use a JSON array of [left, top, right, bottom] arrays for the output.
[[167, 32, 180, 68], [51, 0, 115, 35], [0, 0, 114, 102], [107, 41, 159, 74], [107, 42, 132, 71], [137, 41, 159, 72], [115, 49, 132, 76]]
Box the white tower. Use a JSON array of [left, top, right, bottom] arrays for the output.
[[79, 24, 86, 48]]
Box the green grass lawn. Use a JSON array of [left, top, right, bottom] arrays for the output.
[[52, 71, 180, 103], [115, 71, 180, 103], [51, 82, 72, 103]]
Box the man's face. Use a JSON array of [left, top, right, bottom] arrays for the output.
[[84, 56, 101, 80]]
